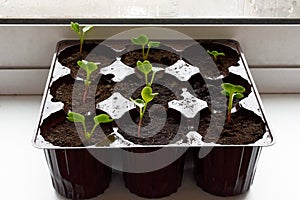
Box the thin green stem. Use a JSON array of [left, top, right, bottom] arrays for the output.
[[81, 122, 87, 138], [79, 33, 84, 54], [89, 123, 99, 139], [149, 71, 157, 86], [145, 74, 148, 85], [83, 73, 91, 103], [83, 84, 89, 104], [227, 93, 233, 122], [213, 55, 217, 62], [137, 102, 148, 137], [142, 45, 146, 60], [137, 117, 142, 137], [145, 46, 151, 60], [142, 102, 148, 116]]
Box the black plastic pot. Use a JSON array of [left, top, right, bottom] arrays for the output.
[[122, 148, 186, 198], [193, 147, 261, 196], [44, 149, 112, 199]]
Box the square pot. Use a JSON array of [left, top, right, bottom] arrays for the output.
[[122, 148, 186, 198], [44, 149, 112, 199], [193, 147, 261, 196]]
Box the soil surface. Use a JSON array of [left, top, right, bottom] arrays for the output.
[[190, 73, 251, 112], [182, 42, 240, 79], [50, 74, 116, 114], [57, 42, 116, 80], [198, 107, 265, 144], [121, 46, 180, 68], [40, 110, 113, 147], [41, 41, 265, 147], [114, 83, 183, 145]]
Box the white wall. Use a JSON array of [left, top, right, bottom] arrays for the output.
[[0, 25, 300, 68]]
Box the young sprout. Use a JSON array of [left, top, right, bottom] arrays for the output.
[[67, 112, 114, 140], [136, 60, 157, 86], [207, 50, 225, 62], [221, 83, 246, 122], [130, 86, 158, 137], [70, 22, 94, 54], [77, 60, 99, 103], [131, 34, 160, 60]]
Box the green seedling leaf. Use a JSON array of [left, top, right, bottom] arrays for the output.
[[130, 98, 145, 109], [137, 60, 152, 75], [131, 37, 141, 45], [67, 112, 85, 123], [77, 60, 98, 74], [83, 26, 94, 33], [207, 50, 225, 61], [221, 90, 229, 96], [77, 60, 88, 72], [94, 114, 114, 125], [131, 34, 149, 46], [70, 22, 80, 33], [141, 86, 158, 103], [86, 62, 98, 74], [207, 50, 225, 56], [234, 85, 246, 93], [234, 93, 244, 99], [148, 41, 160, 48], [221, 83, 234, 93], [137, 34, 149, 46], [221, 83, 246, 95]]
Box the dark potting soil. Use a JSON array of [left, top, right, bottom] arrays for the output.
[[201, 42, 240, 75], [198, 107, 265, 145], [57, 42, 116, 80], [40, 110, 113, 147], [114, 83, 184, 145], [114, 72, 197, 101], [189, 73, 252, 112], [121, 47, 180, 68], [182, 42, 240, 79], [50, 74, 116, 114], [43, 40, 265, 147]]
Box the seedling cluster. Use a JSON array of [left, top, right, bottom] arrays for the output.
[[129, 35, 162, 137], [67, 26, 245, 139], [221, 83, 245, 122]]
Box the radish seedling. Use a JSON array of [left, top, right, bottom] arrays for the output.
[[207, 50, 225, 62], [70, 22, 94, 54], [67, 112, 114, 140], [221, 83, 245, 122], [77, 60, 98, 103], [131, 34, 160, 60]]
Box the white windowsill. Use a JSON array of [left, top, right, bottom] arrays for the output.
[[0, 94, 297, 199]]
